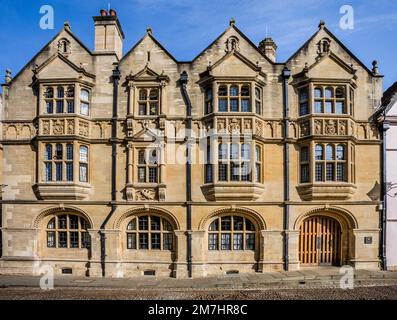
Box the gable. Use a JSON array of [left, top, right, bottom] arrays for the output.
[[35, 55, 81, 79], [308, 55, 354, 79], [211, 53, 259, 77]]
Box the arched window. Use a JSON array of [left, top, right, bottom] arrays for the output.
[[46, 214, 90, 249], [126, 215, 174, 250], [217, 84, 251, 112], [208, 216, 256, 251], [205, 87, 213, 114], [80, 89, 90, 116]]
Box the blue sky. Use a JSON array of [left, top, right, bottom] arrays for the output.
[[0, 0, 396, 90]]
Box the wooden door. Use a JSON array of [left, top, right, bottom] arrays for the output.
[[299, 216, 341, 266]]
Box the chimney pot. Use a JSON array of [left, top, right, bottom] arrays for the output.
[[109, 9, 117, 16], [100, 9, 107, 16]]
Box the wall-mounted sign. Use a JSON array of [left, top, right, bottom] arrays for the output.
[[364, 237, 373, 244]]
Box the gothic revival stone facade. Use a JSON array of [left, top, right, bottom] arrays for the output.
[[0, 11, 383, 278]]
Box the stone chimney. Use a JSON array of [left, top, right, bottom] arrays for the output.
[[259, 37, 277, 63], [93, 9, 125, 60]]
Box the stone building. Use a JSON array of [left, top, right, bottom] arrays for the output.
[[0, 10, 383, 278]]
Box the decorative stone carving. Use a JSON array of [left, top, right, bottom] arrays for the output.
[[66, 119, 74, 135], [325, 119, 337, 135], [217, 119, 226, 134], [339, 120, 347, 135], [126, 118, 134, 137], [228, 118, 241, 134], [79, 121, 89, 137], [225, 36, 239, 52], [243, 119, 252, 133], [42, 121, 50, 135], [314, 119, 322, 135], [317, 37, 331, 56], [300, 121, 310, 137], [255, 120, 264, 137], [135, 189, 156, 201], [53, 120, 64, 135]]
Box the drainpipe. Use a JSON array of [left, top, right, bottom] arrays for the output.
[[100, 63, 121, 277], [380, 120, 389, 270], [179, 71, 193, 278], [282, 66, 291, 271]]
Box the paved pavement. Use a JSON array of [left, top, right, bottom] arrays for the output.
[[1, 268, 397, 290]]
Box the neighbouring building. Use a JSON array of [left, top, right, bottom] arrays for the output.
[[376, 82, 397, 271], [0, 10, 384, 278]]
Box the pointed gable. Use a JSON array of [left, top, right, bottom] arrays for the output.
[[306, 53, 356, 80]]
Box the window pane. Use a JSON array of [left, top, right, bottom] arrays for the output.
[[56, 100, 64, 113], [151, 233, 161, 249], [241, 99, 250, 112], [326, 163, 334, 181], [325, 101, 333, 113], [218, 163, 227, 181], [70, 232, 79, 248], [79, 164, 88, 182], [138, 167, 146, 182], [57, 87, 64, 98], [208, 234, 218, 250], [151, 216, 160, 230], [47, 218, 55, 229], [80, 89, 89, 101], [139, 90, 147, 100], [230, 144, 238, 159], [209, 220, 219, 231], [148, 167, 158, 183], [337, 163, 346, 182], [45, 163, 52, 181], [148, 149, 158, 164], [255, 146, 261, 162], [163, 233, 173, 250], [233, 216, 243, 231], [233, 233, 243, 250], [69, 215, 78, 229], [314, 88, 322, 98], [138, 103, 146, 115], [245, 219, 255, 231], [230, 98, 238, 112], [335, 101, 344, 114], [45, 88, 54, 98], [218, 85, 227, 96], [55, 163, 62, 181], [230, 86, 238, 96], [241, 162, 250, 181], [66, 144, 73, 160], [80, 146, 88, 162], [300, 147, 309, 162], [80, 102, 89, 116], [81, 232, 91, 248], [47, 231, 55, 248], [127, 219, 136, 230], [205, 164, 213, 183], [241, 144, 250, 159], [246, 234, 255, 250], [221, 233, 231, 250], [205, 87, 212, 100], [299, 88, 308, 101], [255, 163, 261, 183], [255, 101, 261, 115], [163, 220, 172, 231], [218, 98, 227, 112], [127, 233, 136, 249], [336, 87, 345, 98], [241, 85, 250, 96], [139, 216, 148, 231], [139, 233, 149, 249], [221, 217, 231, 231], [149, 89, 158, 100], [255, 87, 261, 99], [230, 162, 240, 181], [149, 102, 158, 115], [67, 101, 74, 113], [315, 163, 323, 181], [45, 144, 52, 160], [219, 144, 227, 159], [336, 145, 345, 160], [326, 145, 334, 160], [66, 163, 73, 181], [315, 145, 323, 160], [58, 215, 67, 229], [300, 102, 308, 116], [58, 231, 67, 248], [315, 101, 323, 113], [46, 101, 53, 114], [81, 218, 90, 230], [300, 164, 310, 183], [55, 144, 63, 160], [138, 150, 146, 164], [325, 88, 333, 98]]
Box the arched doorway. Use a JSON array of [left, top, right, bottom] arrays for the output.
[[299, 216, 341, 266]]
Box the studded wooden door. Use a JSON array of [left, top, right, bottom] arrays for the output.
[[299, 216, 341, 266]]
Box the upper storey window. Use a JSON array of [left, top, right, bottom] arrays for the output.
[[298, 85, 352, 116], [43, 86, 90, 116], [218, 84, 251, 113], [138, 88, 159, 116]]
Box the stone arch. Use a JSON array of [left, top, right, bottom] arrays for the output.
[[21, 125, 32, 139], [293, 206, 358, 231], [114, 206, 180, 230], [6, 126, 17, 139], [199, 206, 266, 231], [33, 206, 93, 229]]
